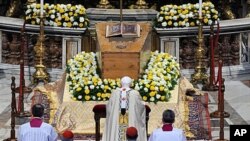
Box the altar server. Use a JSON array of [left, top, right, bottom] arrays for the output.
[[18, 104, 58, 141], [102, 76, 147, 141], [148, 109, 187, 141]]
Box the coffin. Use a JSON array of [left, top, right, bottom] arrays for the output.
[[96, 22, 151, 79]]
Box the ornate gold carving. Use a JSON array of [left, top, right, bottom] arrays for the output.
[[97, 0, 113, 9], [223, 5, 235, 19], [191, 18, 208, 85], [33, 16, 50, 84], [133, 0, 149, 9], [6, 0, 20, 17]]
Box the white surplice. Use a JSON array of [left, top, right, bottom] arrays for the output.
[[148, 128, 187, 141], [102, 88, 147, 141]]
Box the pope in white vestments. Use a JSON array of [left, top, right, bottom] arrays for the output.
[[102, 76, 147, 141]]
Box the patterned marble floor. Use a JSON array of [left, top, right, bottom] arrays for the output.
[[0, 72, 249, 141]]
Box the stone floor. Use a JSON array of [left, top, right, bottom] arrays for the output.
[[0, 70, 250, 141]]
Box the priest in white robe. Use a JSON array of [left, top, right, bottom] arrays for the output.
[[102, 76, 147, 141], [148, 109, 187, 141]]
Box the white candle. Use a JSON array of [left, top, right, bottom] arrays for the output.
[[199, 0, 202, 18], [40, 0, 44, 17]]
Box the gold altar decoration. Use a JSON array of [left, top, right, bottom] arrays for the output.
[[134, 0, 149, 9], [97, 0, 113, 9], [33, 15, 50, 84], [6, 0, 20, 17], [191, 17, 208, 84]]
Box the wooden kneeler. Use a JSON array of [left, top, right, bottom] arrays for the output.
[[93, 104, 151, 141]]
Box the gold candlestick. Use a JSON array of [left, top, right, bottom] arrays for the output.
[[191, 18, 208, 85], [32, 16, 49, 84], [134, 0, 148, 9], [97, 0, 113, 9]]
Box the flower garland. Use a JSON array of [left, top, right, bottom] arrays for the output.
[[25, 3, 89, 28], [66, 51, 180, 103], [155, 2, 219, 28]]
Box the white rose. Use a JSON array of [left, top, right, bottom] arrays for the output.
[[78, 95, 82, 99], [161, 22, 167, 27], [80, 17, 84, 22], [158, 16, 163, 22], [50, 14, 55, 19], [150, 97, 155, 102]]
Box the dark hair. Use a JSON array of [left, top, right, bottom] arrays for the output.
[[162, 109, 175, 124], [32, 104, 44, 117]]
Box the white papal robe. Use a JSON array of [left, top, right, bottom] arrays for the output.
[[148, 128, 187, 141], [102, 88, 147, 141]]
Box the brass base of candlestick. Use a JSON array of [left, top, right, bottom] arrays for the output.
[[210, 110, 230, 118], [202, 83, 218, 91], [134, 0, 148, 9], [191, 67, 208, 84], [15, 86, 32, 94], [16, 111, 31, 117], [97, 0, 113, 9], [33, 64, 50, 84]]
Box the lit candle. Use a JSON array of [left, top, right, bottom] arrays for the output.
[[199, 0, 202, 18], [40, 0, 44, 17]]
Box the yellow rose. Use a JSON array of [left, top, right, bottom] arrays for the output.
[[97, 92, 101, 97], [101, 93, 106, 98], [160, 86, 164, 91], [161, 96, 166, 101], [59, 9, 64, 13], [150, 86, 155, 91], [69, 12, 73, 16], [85, 95, 91, 100], [79, 23, 83, 27], [76, 87, 82, 92], [190, 22, 195, 26], [168, 21, 172, 26], [143, 96, 147, 101], [203, 18, 208, 24], [67, 22, 72, 27], [149, 91, 156, 97], [85, 89, 90, 94]]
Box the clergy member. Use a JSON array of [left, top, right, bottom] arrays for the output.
[[18, 104, 58, 141], [148, 109, 187, 141], [102, 76, 147, 141]]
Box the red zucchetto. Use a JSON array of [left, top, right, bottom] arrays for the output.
[[62, 130, 74, 139], [126, 126, 138, 139]]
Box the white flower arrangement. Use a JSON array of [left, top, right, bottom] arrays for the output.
[[155, 2, 219, 28], [66, 51, 180, 103], [25, 3, 89, 28]]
